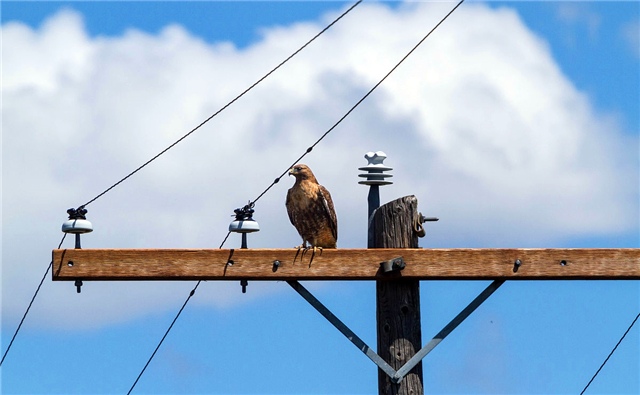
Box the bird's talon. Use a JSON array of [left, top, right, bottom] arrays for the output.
[[293, 244, 306, 263], [309, 246, 321, 267]]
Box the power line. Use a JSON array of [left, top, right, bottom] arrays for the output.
[[0, 234, 67, 367], [78, 0, 362, 211], [120, 1, 468, 391], [126, 2, 467, 387], [125, 5, 365, 391], [127, 281, 202, 395], [580, 311, 640, 395], [126, 232, 230, 394], [249, 0, 466, 207]]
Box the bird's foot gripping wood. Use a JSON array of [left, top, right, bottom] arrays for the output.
[[293, 243, 307, 263], [293, 244, 322, 266], [305, 246, 323, 268]]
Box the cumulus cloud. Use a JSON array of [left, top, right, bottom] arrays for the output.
[[2, 2, 638, 329]]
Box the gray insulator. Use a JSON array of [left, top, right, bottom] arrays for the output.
[[229, 219, 260, 233], [358, 151, 393, 185], [62, 219, 93, 234]]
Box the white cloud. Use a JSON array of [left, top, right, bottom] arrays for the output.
[[2, 3, 638, 329]]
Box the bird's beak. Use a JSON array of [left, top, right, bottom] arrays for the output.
[[289, 168, 294, 176]]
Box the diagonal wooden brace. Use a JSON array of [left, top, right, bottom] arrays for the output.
[[288, 279, 504, 383]]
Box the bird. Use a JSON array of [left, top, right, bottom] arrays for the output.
[[286, 164, 337, 262]]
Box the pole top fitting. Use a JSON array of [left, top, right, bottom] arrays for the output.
[[358, 151, 393, 186], [229, 203, 260, 233], [62, 208, 93, 234]]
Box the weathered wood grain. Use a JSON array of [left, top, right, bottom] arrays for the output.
[[374, 195, 423, 395], [51, 248, 640, 281]]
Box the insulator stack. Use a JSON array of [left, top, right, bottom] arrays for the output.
[[358, 151, 393, 186]]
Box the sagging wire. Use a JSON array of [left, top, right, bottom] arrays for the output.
[[128, 1, 468, 386], [129, 1, 468, 386], [0, 233, 68, 367], [98, 1, 469, 392], [91, 3, 365, 392], [249, 0, 467, 208], [77, 0, 363, 211]]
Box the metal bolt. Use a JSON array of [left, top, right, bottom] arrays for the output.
[[513, 259, 522, 273], [420, 215, 439, 223], [240, 279, 248, 293]]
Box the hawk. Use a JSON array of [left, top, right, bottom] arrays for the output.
[[286, 164, 338, 258]]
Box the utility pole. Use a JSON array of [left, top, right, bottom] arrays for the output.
[[360, 151, 423, 395], [50, 151, 640, 393], [372, 196, 423, 395]]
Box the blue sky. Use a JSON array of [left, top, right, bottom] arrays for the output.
[[1, 1, 639, 394]]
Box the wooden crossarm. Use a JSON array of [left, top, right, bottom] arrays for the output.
[[51, 248, 640, 281]]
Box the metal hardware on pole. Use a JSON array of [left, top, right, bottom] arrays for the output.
[[287, 280, 397, 378]]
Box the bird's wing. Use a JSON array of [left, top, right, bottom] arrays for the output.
[[318, 185, 338, 241], [286, 188, 302, 231]]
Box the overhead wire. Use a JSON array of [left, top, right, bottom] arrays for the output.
[[0, 233, 68, 367], [5, 4, 631, 395], [77, 0, 363, 211], [126, 281, 202, 395], [127, 1, 467, 391], [125, 2, 367, 393], [580, 311, 640, 394], [125, 232, 229, 395], [248, 0, 466, 208]]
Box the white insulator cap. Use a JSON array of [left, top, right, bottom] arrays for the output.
[[62, 219, 93, 234], [358, 151, 393, 185], [229, 219, 260, 233]]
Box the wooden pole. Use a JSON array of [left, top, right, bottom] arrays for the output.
[[373, 195, 423, 395]]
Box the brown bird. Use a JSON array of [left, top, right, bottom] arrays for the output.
[[286, 164, 337, 260]]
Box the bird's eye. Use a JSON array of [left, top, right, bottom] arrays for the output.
[[295, 167, 302, 171]]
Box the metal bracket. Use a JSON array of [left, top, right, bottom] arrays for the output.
[[288, 279, 504, 383], [380, 257, 405, 273]]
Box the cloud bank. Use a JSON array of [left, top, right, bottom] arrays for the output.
[[2, 2, 638, 329]]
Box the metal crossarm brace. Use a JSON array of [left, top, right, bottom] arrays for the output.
[[287, 281, 397, 378], [288, 280, 504, 383], [392, 280, 504, 382]]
